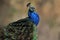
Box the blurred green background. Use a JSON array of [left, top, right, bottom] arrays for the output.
[[0, 0, 60, 40]]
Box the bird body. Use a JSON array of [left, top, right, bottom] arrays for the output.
[[3, 3, 40, 40], [4, 17, 35, 40]]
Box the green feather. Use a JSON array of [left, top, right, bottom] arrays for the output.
[[33, 25, 37, 40]]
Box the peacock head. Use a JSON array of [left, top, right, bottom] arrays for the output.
[[27, 3, 35, 12]]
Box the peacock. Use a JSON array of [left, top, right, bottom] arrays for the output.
[[3, 3, 40, 40]]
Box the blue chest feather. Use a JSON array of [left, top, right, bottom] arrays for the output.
[[28, 11, 40, 26]]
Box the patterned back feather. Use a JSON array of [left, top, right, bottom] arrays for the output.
[[3, 17, 37, 40]]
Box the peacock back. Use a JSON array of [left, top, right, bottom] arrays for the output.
[[3, 17, 37, 40]]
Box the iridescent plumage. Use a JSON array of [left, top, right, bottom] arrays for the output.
[[28, 10, 39, 26]]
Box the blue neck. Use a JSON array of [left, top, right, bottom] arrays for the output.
[[28, 10, 39, 26]]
